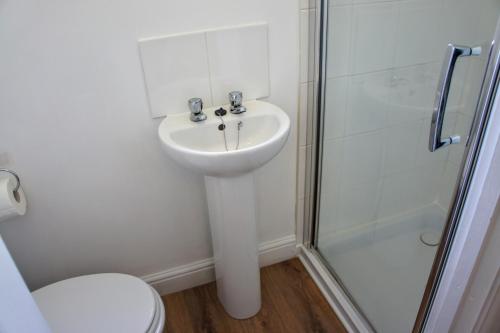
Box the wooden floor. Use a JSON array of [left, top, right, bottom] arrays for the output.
[[162, 258, 347, 333]]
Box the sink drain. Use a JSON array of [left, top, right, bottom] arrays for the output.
[[420, 231, 440, 247]]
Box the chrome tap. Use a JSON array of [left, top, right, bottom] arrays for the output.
[[228, 91, 246, 114], [188, 97, 207, 122]]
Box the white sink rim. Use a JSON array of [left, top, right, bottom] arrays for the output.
[[158, 100, 290, 176]]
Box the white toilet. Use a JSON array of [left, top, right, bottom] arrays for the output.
[[31, 273, 165, 333]]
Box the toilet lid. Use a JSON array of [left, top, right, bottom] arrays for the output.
[[32, 273, 157, 333]]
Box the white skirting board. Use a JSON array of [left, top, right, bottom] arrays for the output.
[[142, 234, 297, 296]]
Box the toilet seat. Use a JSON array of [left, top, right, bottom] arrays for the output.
[[32, 273, 165, 333]]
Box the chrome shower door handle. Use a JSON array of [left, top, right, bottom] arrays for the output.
[[429, 44, 481, 152]]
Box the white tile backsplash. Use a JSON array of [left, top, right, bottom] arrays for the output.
[[206, 24, 270, 106], [139, 23, 270, 118], [139, 32, 212, 118]]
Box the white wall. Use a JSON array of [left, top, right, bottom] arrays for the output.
[[0, 0, 299, 290]]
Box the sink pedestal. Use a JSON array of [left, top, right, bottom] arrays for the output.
[[204, 173, 261, 319], [158, 100, 290, 319]]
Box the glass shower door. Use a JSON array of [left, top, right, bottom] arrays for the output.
[[314, 0, 500, 332]]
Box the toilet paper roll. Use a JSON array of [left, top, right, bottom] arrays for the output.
[[0, 176, 27, 222]]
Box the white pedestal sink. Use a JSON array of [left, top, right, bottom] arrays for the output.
[[158, 100, 290, 318]]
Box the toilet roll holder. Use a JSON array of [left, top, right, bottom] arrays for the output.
[[0, 169, 21, 194]]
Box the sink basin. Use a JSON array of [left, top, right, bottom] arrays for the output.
[[158, 100, 290, 177], [158, 100, 290, 319]]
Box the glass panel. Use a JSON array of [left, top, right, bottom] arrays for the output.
[[315, 1, 500, 332]]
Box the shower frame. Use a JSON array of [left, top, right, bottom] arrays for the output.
[[299, 1, 500, 332]]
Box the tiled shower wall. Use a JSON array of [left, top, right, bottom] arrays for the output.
[[297, 0, 500, 239]]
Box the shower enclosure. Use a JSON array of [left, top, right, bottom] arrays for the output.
[[305, 0, 500, 332]]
